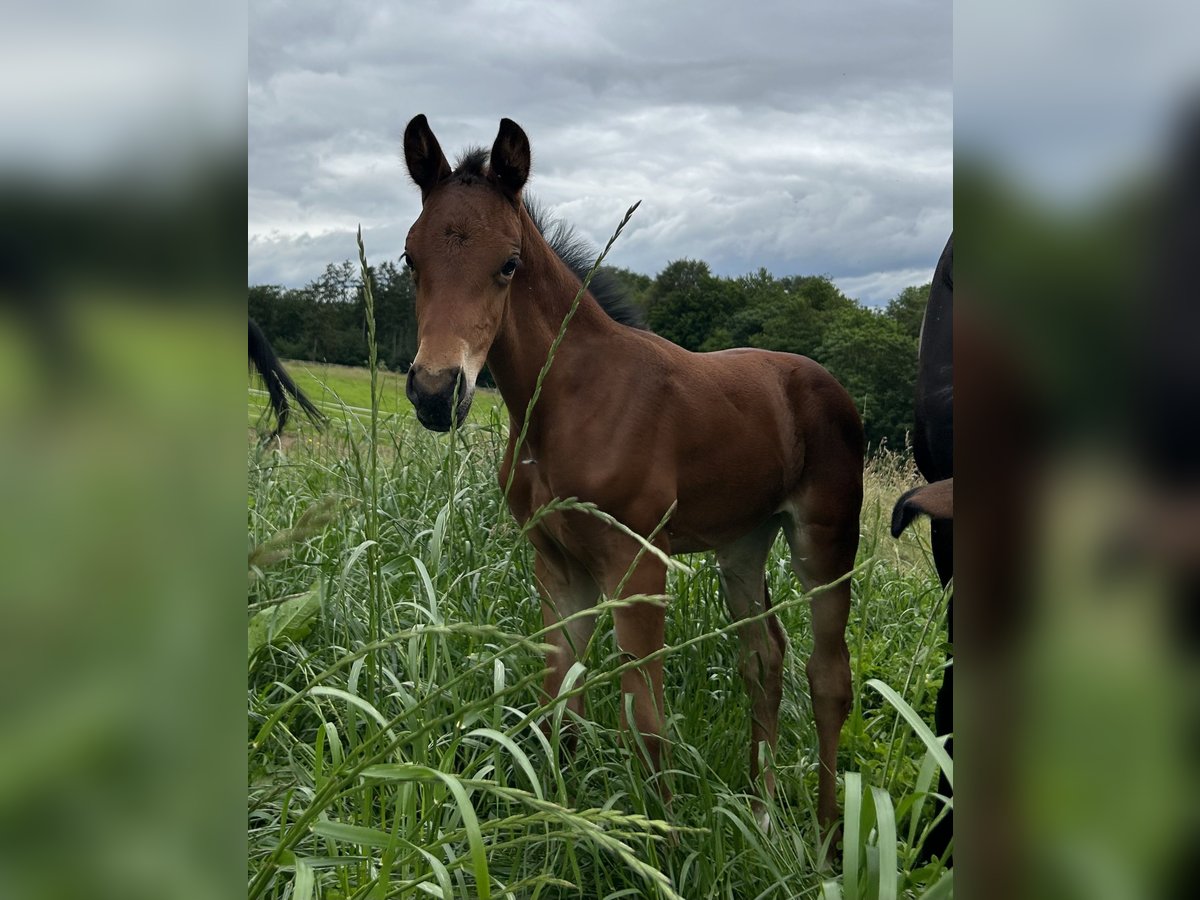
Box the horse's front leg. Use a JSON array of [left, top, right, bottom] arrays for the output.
[[600, 548, 670, 797], [534, 547, 600, 751]]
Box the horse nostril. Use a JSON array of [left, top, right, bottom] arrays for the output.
[[404, 363, 473, 432]]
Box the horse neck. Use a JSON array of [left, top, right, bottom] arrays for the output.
[[486, 207, 612, 428]]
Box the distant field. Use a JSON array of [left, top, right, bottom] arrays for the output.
[[248, 359, 506, 432]]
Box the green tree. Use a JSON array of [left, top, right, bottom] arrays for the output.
[[249, 285, 315, 360], [248, 284, 286, 335], [813, 306, 918, 451], [605, 266, 653, 316], [367, 259, 418, 370], [646, 259, 738, 351], [700, 269, 775, 351], [746, 275, 854, 356], [884, 282, 931, 341]]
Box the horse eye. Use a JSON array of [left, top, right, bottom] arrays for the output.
[[500, 257, 519, 278], [401, 252, 414, 270]]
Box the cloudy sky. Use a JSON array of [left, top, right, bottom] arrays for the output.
[[249, 0, 951, 306]]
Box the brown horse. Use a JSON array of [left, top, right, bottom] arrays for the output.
[[401, 115, 863, 833]]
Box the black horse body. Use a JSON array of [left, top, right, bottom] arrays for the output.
[[914, 234, 954, 861], [915, 237, 954, 506]]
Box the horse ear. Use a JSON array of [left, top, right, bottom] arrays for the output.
[[489, 118, 530, 199], [404, 114, 452, 199]]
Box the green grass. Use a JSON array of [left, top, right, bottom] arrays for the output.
[[249, 359, 505, 433], [247, 372, 951, 898]]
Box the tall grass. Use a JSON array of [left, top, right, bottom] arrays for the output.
[[248, 219, 950, 898]]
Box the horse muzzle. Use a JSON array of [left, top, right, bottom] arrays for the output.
[[406, 364, 472, 432]]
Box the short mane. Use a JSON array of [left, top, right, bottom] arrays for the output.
[[450, 148, 646, 330], [524, 199, 646, 330], [451, 147, 490, 184]]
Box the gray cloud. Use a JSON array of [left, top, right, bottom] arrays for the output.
[[249, 0, 951, 304]]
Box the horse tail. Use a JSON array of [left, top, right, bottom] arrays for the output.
[[890, 478, 954, 538], [248, 318, 325, 438]]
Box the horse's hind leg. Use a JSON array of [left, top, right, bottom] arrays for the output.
[[784, 500, 859, 833], [716, 517, 787, 830]]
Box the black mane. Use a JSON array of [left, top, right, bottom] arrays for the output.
[[450, 148, 645, 330], [524, 199, 645, 330], [451, 147, 490, 184]]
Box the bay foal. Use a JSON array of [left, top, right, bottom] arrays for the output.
[[401, 116, 863, 831]]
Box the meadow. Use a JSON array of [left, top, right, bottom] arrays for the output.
[[247, 360, 505, 431], [248, 362, 952, 899]]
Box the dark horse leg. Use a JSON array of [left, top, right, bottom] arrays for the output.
[[924, 518, 953, 862]]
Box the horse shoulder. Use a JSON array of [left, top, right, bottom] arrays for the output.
[[498, 437, 538, 526]]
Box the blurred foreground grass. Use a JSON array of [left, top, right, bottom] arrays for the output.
[[0, 297, 245, 900]]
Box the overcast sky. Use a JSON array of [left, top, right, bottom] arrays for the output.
[[249, 0, 951, 306]]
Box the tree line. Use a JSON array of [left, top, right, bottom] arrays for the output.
[[249, 258, 930, 451]]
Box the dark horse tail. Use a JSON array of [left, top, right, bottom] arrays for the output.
[[248, 318, 325, 439]]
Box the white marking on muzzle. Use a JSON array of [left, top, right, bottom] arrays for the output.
[[412, 337, 471, 378]]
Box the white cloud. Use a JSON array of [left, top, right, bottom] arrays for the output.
[[248, 0, 952, 306]]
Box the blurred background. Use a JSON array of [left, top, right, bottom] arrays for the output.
[[0, 3, 245, 898], [955, 2, 1200, 898], [0, 1, 1197, 897]]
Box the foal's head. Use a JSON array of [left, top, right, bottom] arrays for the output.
[[402, 115, 530, 431]]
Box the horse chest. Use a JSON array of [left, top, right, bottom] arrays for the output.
[[503, 453, 636, 558], [521, 463, 556, 515], [502, 452, 561, 524]]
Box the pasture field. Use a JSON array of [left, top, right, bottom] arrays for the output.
[[247, 367, 951, 899], [248, 359, 505, 431]]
